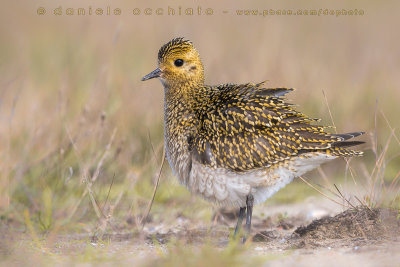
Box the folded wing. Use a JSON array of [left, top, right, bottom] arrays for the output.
[[190, 82, 364, 172]]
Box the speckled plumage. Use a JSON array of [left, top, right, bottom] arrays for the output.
[[142, 38, 364, 231]]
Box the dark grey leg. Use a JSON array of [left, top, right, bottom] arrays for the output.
[[233, 207, 246, 239], [243, 194, 254, 243]]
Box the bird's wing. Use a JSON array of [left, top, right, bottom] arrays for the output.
[[191, 82, 363, 171]]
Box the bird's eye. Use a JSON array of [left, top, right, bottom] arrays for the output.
[[174, 59, 184, 67]]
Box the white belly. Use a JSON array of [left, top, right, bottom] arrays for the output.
[[186, 152, 336, 207]]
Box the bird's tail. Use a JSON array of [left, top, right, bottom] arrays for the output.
[[329, 131, 365, 157]]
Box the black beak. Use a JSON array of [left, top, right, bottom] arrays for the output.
[[141, 68, 162, 81]]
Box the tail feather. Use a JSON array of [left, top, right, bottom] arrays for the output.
[[332, 141, 365, 148], [329, 132, 365, 157], [332, 131, 365, 141]]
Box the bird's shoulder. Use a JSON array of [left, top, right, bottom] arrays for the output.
[[195, 81, 299, 136]]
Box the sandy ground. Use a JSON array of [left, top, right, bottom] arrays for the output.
[[1, 198, 399, 266]]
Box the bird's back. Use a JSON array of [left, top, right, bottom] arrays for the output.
[[189, 81, 363, 173]]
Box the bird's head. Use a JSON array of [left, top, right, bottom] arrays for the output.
[[142, 38, 204, 89]]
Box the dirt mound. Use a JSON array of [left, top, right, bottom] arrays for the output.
[[294, 207, 400, 239], [286, 207, 400, 248]]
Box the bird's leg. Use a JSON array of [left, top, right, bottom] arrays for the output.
[[243, 193, 254, 243], [233, 207, 246, 239]]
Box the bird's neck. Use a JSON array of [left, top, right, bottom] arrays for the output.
[[164, 80, 205, 111]]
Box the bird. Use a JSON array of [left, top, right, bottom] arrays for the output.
[[141, 37, 364, 242]]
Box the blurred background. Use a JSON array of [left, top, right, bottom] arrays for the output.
[[0, 0, 399, 262]]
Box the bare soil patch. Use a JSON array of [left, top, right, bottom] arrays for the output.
[[138, 206, 400, 251]]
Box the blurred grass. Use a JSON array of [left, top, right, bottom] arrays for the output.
[[1, 0, 400, 265]]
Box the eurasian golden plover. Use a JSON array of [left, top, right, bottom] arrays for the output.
[[142, 37, 364, 241]]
